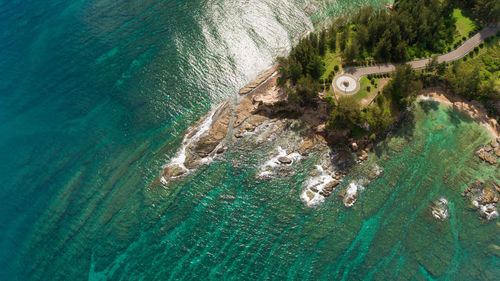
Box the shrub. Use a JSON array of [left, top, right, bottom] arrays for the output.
[[334, 65, 339, 71], [462, 36, 467, 41], [367, 86, 371, 92]]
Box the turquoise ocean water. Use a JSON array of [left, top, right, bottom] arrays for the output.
[[0, 0, 498, 280]]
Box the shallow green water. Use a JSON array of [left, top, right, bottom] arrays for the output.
[[88, 101, 499, 280]]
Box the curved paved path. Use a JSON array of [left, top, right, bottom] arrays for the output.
[[333, 23, 500, 95]]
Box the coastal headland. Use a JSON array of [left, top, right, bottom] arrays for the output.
[[159, 2, 500, 214]]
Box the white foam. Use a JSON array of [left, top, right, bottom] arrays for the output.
[[346, 182, 358, 197], [431, 208, 449, 221], [480, 203, 498, 220], [438, 198, 448, 205], [258, 146, 303, 177], [431, 197, 449, 221]]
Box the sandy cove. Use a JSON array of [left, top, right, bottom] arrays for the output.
[[418, 89, 499, 139]]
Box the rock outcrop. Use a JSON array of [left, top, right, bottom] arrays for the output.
[[162, 164, 186, 180], [341, 182, 359, 208], [238, 64, 278, 95], [462, 180, 499, 221], [476, 145, 498, 165]]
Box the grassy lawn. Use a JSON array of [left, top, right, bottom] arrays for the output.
[[346, 76, 386, 107], [321, 50, 342, 80], [452, 8, 479, 44]]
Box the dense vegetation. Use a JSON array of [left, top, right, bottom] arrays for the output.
[[277, 0, 499, 139]]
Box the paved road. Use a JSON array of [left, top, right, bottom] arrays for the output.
[[334, 23, 500, 94]]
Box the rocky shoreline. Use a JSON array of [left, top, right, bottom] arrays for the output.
[[159, 65, 499, 214], [159, 63, 376, 207]]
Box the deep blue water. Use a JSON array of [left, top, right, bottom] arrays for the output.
[[1, 1, 498, 280]]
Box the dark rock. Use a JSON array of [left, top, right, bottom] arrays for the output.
[[278, 156, 292, 165]]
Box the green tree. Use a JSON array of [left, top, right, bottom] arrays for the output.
[[328, 27, 337, 51], [328, 96, 361, 129], [306, 55, 324, 80], [356, 25, 369, 46], [295, 75, 321, 105], [384, 65, 422, 108], [343, 39, 360, 64], [318, 31, 327, 56]]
